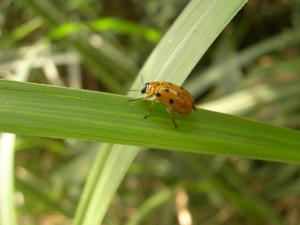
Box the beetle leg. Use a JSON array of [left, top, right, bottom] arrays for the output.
[[165, 107, 178, 128], [144, 100, 157, 119]]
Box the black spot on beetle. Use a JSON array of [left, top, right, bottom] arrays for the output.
[[165, 88, 170, 92], [168, 82, 173, 85], [155, 92, 161, 97], [169, 99, 174, 104]]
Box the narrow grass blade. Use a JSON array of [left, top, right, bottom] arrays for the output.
[[185, 29, 300, 95], [125, 189, 174, 225], [131, 0, 247, 87], [0, 134, 17, 225], [202, 81, 300, 114], [0, 80, 299, 163]]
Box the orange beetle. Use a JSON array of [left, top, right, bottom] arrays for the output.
[[130, 81, 196, 128]]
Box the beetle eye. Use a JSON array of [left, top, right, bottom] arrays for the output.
[[141, 86, 147, 94]]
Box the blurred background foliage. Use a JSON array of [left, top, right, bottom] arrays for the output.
[[0, 0, 300, 224]]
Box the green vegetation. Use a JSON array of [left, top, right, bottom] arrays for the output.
[[0, 0, 300, 225]]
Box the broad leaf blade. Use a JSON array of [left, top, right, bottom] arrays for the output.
[[0, 80, 299, 163]]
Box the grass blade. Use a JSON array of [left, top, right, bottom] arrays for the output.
[[0, 79, 299, 163], [0, 134, 17, 225], [185, 29, 300, 95]]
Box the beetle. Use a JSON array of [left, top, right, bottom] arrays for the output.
[[129, 81, 196, 128]]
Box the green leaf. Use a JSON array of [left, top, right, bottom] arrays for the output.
[[48, 17, 161, 42], [0, 79, 299, 163]]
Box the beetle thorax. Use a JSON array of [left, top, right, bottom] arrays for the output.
[[141, 82, 159, 96]]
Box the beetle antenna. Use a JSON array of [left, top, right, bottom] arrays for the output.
[[126, 89, 140, 92], [140, 74, 144, 84]]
